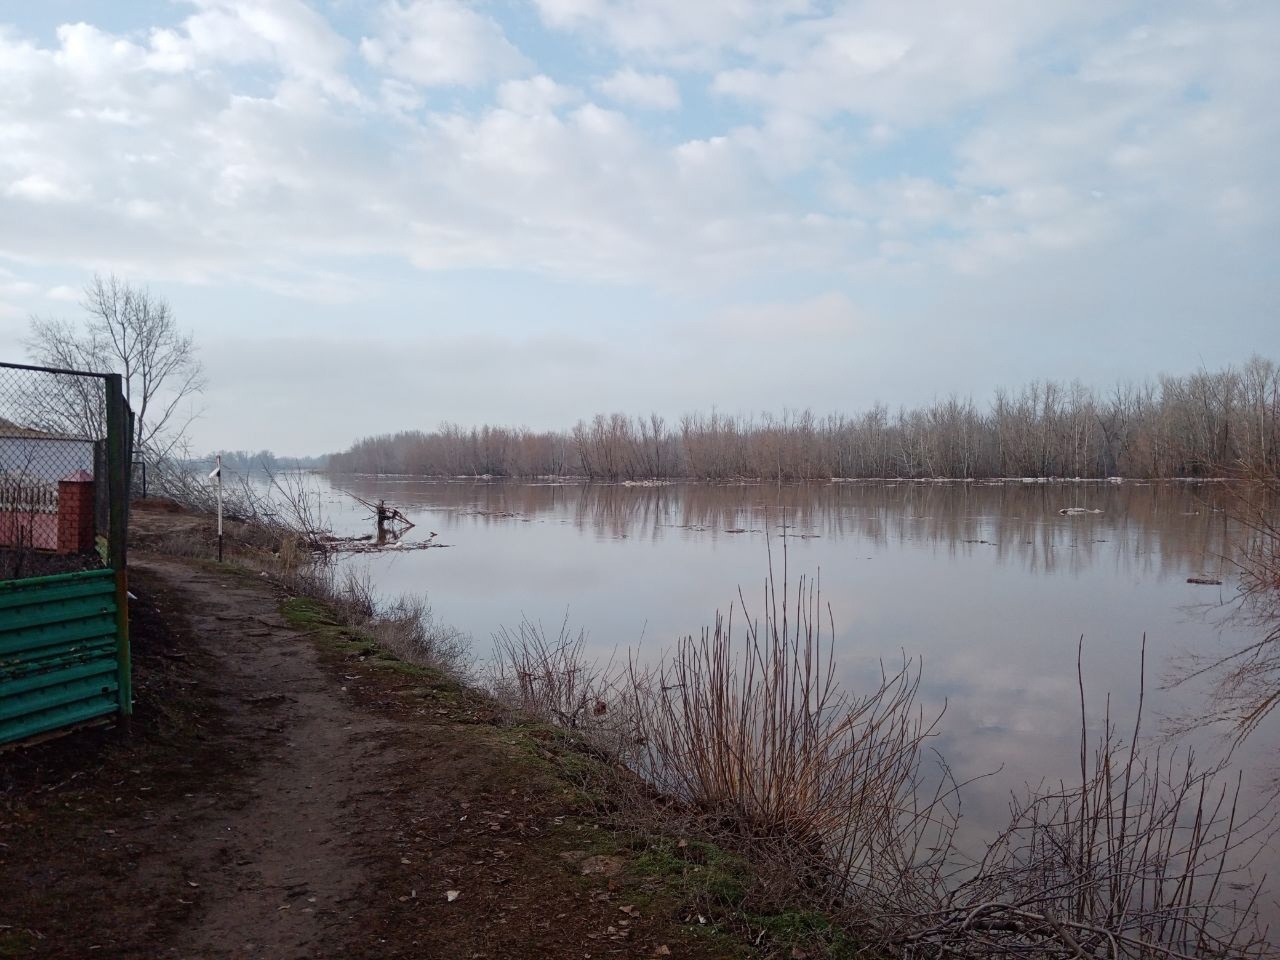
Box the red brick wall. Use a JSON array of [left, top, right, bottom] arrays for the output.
[[56, 476, 96, 554]]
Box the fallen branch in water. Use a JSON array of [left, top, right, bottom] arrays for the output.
[[320, 532, 446, 554]]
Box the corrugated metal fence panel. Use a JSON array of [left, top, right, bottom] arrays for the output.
[[0, 568, 119, 745]]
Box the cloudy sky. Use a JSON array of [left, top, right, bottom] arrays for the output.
[[1, 1, 1277, 454]]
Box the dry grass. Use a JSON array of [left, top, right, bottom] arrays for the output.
[[325, 566, 473, 680], [488, 614, 616, 730]]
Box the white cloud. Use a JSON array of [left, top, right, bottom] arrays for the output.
[[533, 0, 810, 66], [45, 285, 79, 301], [710, 3, 1100, 126], [597, 68, 680, 110], [52, 22, 148, 81], [0, 275, 37, 297], [361, 0, 528, 87], [497, 75, 579, 115], [1, 10, 833, 291], [169, 0, 356, 100], [6, 174, 74, 202]]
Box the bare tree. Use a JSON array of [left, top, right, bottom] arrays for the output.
[[27, 273, 204, 455], [329, 357, 1280, 482]]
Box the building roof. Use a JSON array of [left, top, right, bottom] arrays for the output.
[[0, 416, 82, 441]]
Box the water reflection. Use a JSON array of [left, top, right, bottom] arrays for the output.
[[333, 478, 1238, 581]]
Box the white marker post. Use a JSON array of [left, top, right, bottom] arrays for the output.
[[209, 455, 223, 562]]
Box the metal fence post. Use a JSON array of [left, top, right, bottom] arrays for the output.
[[105, 374, 132, 723]]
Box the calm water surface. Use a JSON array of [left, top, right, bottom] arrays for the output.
[[311, 477, 1276, 885]]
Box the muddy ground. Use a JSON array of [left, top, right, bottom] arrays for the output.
[[0, 513, 783, 959]]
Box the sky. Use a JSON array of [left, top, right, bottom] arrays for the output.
[[0, 0, 1277, 455]]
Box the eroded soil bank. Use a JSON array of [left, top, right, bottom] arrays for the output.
[[0, 517, 765, 959]]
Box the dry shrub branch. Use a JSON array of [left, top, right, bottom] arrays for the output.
[[489, 615, 616, 730], [1170, 470, 1280, 746], [892, 639, 1274, 959], [324, 566, 473, 680]]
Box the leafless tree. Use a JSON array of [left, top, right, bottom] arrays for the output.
[[26, 273, 204, 456], [329, 357, 1280, 482]]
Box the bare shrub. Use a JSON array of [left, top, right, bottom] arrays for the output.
[[268, 563, 470, 682], [890, 642, 1274, 959], [623, 540, 957, 913], [1169, 471, 1280, 746], [603, 546, 1273, 957], [489, 615, 617, 730], [260, 465, 330, 547], [331, 567, 473, 679], [383, 595, 472, 676]]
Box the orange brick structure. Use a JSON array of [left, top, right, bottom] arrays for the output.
[[56, 470, 96, 554]]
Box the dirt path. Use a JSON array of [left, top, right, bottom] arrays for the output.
[[2, 549, 742, 960], [133, 556, 399, 958]]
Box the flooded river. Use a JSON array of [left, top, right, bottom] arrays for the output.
[[306, 476, 1276, 885]]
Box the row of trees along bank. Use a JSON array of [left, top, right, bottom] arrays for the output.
[[328, 357, 1280, 481]]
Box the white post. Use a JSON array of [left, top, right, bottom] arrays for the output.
[[215, 454, 223, 562]]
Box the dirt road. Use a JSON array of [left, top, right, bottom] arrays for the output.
[[1, 551, 738, 959]]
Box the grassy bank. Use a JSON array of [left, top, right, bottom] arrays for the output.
[[275, 575, 861, 957]]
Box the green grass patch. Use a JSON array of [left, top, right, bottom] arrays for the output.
[[280, 596, 464, 692], [631, 837, 750, 908], [499, 723, 622, 809], [280, 596, 339, 629], [746, 908, 863, 958]]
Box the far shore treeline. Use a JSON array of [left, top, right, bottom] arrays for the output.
[[328, 357, 1280, 481]]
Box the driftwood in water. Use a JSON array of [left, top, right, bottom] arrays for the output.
[[322, 533, 444, 554], [346, 492, 416, 545]]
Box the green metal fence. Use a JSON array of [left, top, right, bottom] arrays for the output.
[[0, 569, 121, 742], [0, 362, 132, 747]]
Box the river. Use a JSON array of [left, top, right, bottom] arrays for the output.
[[300, 475, 1276, 892]]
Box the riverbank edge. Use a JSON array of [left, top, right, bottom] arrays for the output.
[[237, 517, 869, 959], [276, 587, 856, 958]]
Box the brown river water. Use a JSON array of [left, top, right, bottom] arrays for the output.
[[308, 476, 1277, 902]]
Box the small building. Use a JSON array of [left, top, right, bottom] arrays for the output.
[[0, 417, 96, 554]]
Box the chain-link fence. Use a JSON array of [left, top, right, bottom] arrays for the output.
[[0, 362, 133, 581]]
